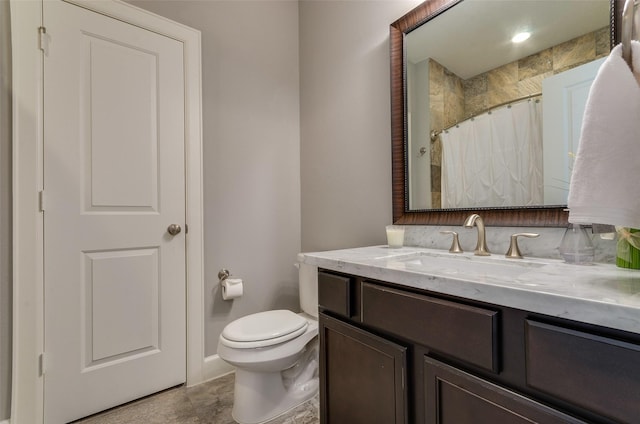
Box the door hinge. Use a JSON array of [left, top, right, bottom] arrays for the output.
[[39, 353, 46, 376], [38, 26, 48, 55], [39, 190, 46, 212]]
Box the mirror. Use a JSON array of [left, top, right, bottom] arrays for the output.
[[391, 0, 622, 226]]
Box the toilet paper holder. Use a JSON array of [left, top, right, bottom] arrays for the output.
[[219, 269, 243, 300], [218, 269, 230, 281]]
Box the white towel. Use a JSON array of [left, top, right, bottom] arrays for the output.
[[568, 40, 640, 229]]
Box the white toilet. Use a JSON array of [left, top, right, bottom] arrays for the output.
[[217, 262, 319, 424]]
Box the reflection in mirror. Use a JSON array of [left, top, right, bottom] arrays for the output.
[[404, 0, 610, 212]]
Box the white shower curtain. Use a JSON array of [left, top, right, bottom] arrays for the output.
[[441, 99, 543, 208]]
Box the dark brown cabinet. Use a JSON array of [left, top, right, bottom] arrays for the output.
[[525, 320, 640, 423], [423, 357, 586, 424], [319, 313, 408, 424], [318, 269, 640, 424], [361, 282, 499, 372]]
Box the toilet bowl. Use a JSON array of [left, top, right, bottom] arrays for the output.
[[217, 261, 319, 424]]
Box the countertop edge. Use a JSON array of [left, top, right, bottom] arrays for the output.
[[301, 246, 640, 335]]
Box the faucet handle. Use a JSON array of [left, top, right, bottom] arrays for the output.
[[505, 233, 540, 259], [440, 231, 463, 253]]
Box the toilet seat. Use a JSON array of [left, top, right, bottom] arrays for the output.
[[220, 310, 309, 349]]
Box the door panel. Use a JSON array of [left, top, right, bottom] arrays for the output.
[[85, 35, 159, 209], [542, 58, 604, 204], [85, 248, 159, 364], [43, 1, 186, 422]]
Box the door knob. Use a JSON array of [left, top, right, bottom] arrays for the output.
[[167, 224, 182, 236]]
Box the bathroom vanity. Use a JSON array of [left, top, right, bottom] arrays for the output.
[[301, 246, 640, 424]]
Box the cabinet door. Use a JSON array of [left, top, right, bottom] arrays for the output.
[[320, 313, 407, 424], [424, 357, 587, 424]]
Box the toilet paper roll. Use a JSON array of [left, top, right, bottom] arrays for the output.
[[221, 278, 243, 300]]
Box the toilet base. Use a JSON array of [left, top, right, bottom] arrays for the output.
[[231, 347, 318, 424]]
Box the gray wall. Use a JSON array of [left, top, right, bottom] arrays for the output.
[[1, 0, 11, 419], [408, 59, 432, 210], [299, 0, 422, 252], [128, 0, 302, 356], [2, 1, 426, 414], [130, 0, 424, 357]]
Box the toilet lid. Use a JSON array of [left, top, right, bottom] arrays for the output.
[[222, 310, 308, 344]]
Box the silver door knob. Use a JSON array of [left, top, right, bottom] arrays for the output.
[[167, 224, 182, 236]]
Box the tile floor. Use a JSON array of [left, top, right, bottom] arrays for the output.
[[73, 373, 319, 424]]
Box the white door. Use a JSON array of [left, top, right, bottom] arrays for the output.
[[43, 1, 186, 422], [542, 57, 604, 205]]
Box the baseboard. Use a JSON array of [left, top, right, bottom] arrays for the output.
[[1, 418, 10, 424], [199, 354, 234, 385]]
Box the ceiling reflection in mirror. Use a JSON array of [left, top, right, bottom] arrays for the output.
[[405, 0, 610, 211]]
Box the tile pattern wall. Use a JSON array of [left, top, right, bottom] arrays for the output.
[[426, 27, 609, 208], [464, 27, 610, 119]]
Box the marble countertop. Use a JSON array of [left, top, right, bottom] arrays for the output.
[[300, 246, 640, 334]]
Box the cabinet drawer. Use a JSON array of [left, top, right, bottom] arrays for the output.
[[362, 282, 499, 372], [318, 271, 352, 318], [526, 320, 640, 424]]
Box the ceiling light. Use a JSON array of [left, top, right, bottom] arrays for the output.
[[512, 32, 531, 43]]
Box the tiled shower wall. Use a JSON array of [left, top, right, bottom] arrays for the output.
[[427, 26, 610, 208]]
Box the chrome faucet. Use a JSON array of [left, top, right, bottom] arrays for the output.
[[463, 213, 491, 256]]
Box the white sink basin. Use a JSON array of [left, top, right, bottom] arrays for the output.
[[382, 251, 548, 279]]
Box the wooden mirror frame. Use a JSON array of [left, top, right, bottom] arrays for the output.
[[390, 0, 622, 226]]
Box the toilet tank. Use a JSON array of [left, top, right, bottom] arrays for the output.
[[297, 255, 318, 318]]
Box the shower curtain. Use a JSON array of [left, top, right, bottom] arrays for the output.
[[441, 99, 543, 208]]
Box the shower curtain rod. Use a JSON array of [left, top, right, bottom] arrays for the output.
[[430, 92, 542, 142]]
